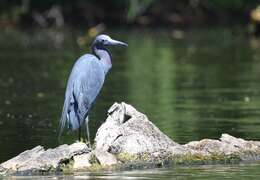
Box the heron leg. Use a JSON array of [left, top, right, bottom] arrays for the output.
[[78, 126, 81, 142], [85, 116, 91, 147]]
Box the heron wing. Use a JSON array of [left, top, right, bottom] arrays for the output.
[[59, 54, 105, 136]]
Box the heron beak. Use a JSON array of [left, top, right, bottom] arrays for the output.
[[108, 39, 128, 47]]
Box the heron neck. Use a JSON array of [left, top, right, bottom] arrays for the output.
[[92, 45, 112, 74]]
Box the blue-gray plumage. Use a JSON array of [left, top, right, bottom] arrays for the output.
[[59, 34, 127, 143]]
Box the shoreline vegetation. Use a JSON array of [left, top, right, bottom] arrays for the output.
[[1, 1, 260, 28], [2, 1, 260, 39]]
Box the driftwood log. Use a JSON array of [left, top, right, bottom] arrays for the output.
[[1, 102, 260, 176]]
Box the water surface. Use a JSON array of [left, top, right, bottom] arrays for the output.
[[0, 27, 260, 178]]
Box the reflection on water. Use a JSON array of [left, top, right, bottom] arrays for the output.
[[74, 163, 260, 179], [71, 162, 260, 179], [13, 163, 260, 179], [1, 28, 260, 178]]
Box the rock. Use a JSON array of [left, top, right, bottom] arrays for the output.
[[73, 153, 92, 169], [2, 102, 260, 176], [94, 150, 118, 166], [95, 102, 260, 164], [183, 133, 260, 156], [95, 102, 179, 154], [0, 142, 90, 175], [220, 133, 259, 152], [0, 146, 44, 173]]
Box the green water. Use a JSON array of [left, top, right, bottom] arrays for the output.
[[10, 163, 260, 179], [1, 27, 260, 178], [60, 163, 260, 179]]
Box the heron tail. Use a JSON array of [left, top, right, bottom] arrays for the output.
[[58, 109, 80, 140], [58, 97, 70, 140], [58, 114, 67, 141]]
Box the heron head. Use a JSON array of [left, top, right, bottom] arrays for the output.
[[93, 34, 128, 47]]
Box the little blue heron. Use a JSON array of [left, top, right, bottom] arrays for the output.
[[59, 34, 127, 143]]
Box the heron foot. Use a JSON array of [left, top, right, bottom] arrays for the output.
[[85, 140, 92, 149]]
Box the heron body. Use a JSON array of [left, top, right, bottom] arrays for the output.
[[59, 34, 127, 143]]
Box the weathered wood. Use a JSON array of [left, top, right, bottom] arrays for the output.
[[1, 102, 260, 176], [0, 143, 90, 175]]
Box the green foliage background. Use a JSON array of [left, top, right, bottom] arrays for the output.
[[1, 0, 260, 27]]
